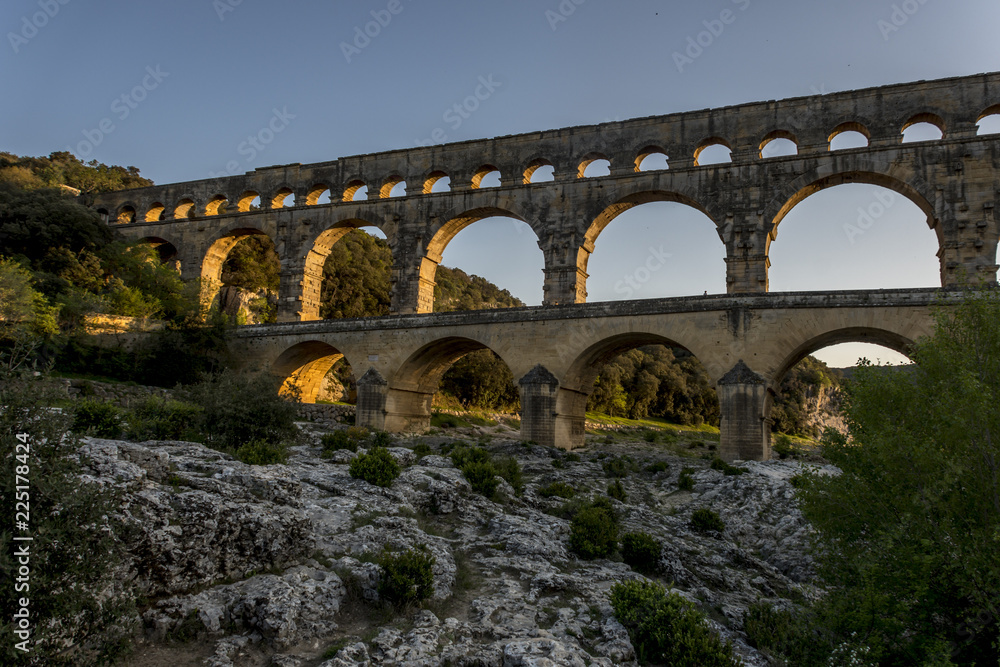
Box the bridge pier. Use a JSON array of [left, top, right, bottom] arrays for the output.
[[716, 361, 770, 461], [355, 368, 388, 431], [518, 365, 560, 446]]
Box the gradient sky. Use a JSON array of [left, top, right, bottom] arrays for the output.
[[4, 0, 999, 367]]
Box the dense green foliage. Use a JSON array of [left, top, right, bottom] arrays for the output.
[[439, 349, 520, 411], [234, 439, 289, 465], [434, 265, 524, 312], [320, 230, 392, 319], [538, 481, 576, 499], [349, 446, 401, 487], [607, 478, 627, 502], [769, 356, 843, 437], [0, 151, 152, 194], [621, 531, 662, 575], [610, 580, 741, 666], [587, 346, 720, 426], [0, 371, 138, 665], [376, 546, 436, 607], [689, 508, 726, 533], [449, 445, 523, 499], [183, 369, 300, 453], [568, 497, 619, 560], [795, 290, 1000, 665]]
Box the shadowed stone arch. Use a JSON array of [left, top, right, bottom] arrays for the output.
[[764, 169, 942, 279], [383, 336, 518, 432], [553, 331, 711, 450], [200, 226, 278, 313], [272, 340, 350, 404], [296, 218, 389, 321], [136, 236, 180, 266]]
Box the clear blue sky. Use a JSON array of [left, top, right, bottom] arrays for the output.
[[3, 0, 999, 367]]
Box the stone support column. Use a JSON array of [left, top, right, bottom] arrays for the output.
[[540, 234, 589, 306], [518, 365, 560, 447], [717, 360, 770, 461], [723, 217, 770, 293], [355, 368, 388, 431]]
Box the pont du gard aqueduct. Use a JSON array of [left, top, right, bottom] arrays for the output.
[[86, 71, 1000, 461]]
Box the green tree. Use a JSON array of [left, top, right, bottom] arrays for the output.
[[320, 230, 392, 319], [439, 349, 519, 411], [0, 370, 138, 665], [798, 289, 1000, 665]]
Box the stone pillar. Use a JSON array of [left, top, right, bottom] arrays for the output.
[[276, 257, 326, 323], [541, 234, 589, 306], [939, 206, 999, 286], [355, 368, 388, 431], [717, 360, 770, 461], [518, 365, 560, 447], [389, 232, 437, 314], [723, 218, 769, 293]]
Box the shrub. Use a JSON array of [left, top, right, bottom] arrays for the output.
[[461, 460, 499, 499], [569, 499, 619, 560], [124, 397, 202, 441], [370, 430, 393, 448], [235, 438, 289, 465], [642, 430, 658, 443], [772, 433, 798, 459], [1, 372, 138, 665], [678, 467, 695, 491], [494, 455, 523, 495], [450, 445, 489, 468], [710, 457, 746, 476], [607, 479, 627, 502], [644, 460, 669, 474], [349, 446, 400, 487], [621, 531, 661, 575], [690, 508, 726, 533], [321, 430, 357, 455], [602, 456, 631, 478], [743, 602, 796, 655], [184, 369, 300, 453], [565, 452, 581, 462], [377, 545, 436, 607], [538, 481, 576, 499], [411, 442, 431, 457], [610, 580, 740, 666], [71, 399, 123, 438]]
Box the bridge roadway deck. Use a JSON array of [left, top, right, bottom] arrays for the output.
[[231, 288, 960, 460]]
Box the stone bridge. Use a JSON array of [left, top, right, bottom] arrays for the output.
[[231, 289, 951, 460], [85, 71, 1000, 459]]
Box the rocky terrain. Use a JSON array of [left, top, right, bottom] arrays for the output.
[[78, 420, 829, 667]]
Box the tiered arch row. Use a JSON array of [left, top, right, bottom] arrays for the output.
[[90, 72, 1000, 321], [237, 289, 944, 461]]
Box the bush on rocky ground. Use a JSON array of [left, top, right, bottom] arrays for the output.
[[349, 446, 401, 487], [235, 438, 289, 465], [568, 497, 619, 560], [377, 546, 436, 608], [71, 398, 123, 438], [610, 579, 741, 666], [690, 508, 726, 534], [621, 531, 661, 575]]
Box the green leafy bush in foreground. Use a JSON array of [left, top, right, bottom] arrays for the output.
[[349, 446, 400, 487], [377, 546, 436, 607], [71, 399, 123, 438], [689, 508, 725, 534], [610, 580, 741, 666], [568, 498, 619, 560], [235, 438, 289, 465], [621, 531, 661, 575]]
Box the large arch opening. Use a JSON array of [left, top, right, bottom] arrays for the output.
[[558, 332, 719, 450], [583, 193, 726, 301], [769, 176, 940, 292], [767, 330, 915, 447], [137, 236, 179, 265], [312, 222, 392, 320], [425, 208, 544, 312], [201, 229, 280, 323], [273, 341, 357, 406], [386, 337, 519, 433]]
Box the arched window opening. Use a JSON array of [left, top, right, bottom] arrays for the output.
[[117, 206, 136, 224], [635, 148, 669, 172], [523, 159, 555, 184], [472, 166, 501, 189], [97, 208, 110, 223], [694, 139, 732, 166], [769, 182, 939, 292], [174, 199, 196, 219], [237, 191, 261, 212], [205, 195, 228, 216], [380, 176, 406, 199], [344, 181, 367, 202], [424, 172, 451, 194], [318, 225, 392, 320], [271, 188, 295, 209], [829, 123, 871, 151], [306, 184, 333, 206], [578, 154, 611, 178], [901, 114, 945, 143], [217, 233, 280, 324], [760, 132, 798, 159], [585, 199, 726, 302], [436, 215, 544, 311], [145, 203, 165, 222], [139, 237, 179, 264], [976, 107, 1000, 135]]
